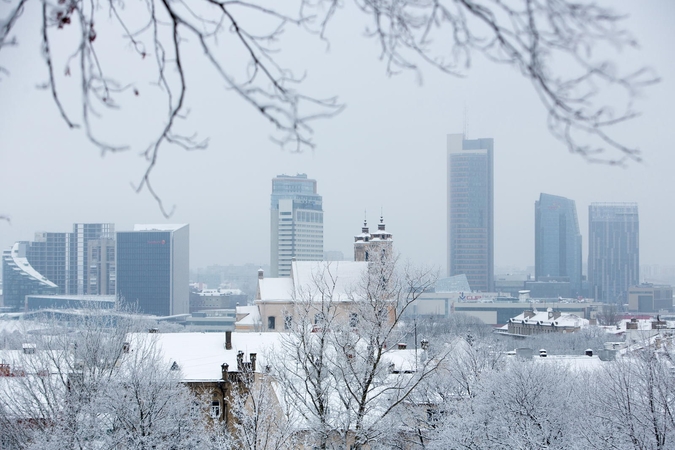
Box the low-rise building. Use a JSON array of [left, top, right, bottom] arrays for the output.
[[500, 308, 589, 336], [628, 284, 673, 312]]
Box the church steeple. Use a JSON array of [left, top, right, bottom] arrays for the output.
[[354, 213, 393, 261]]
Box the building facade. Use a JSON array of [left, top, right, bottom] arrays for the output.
[[534, 193, 582, 297], [24, 223, 115, 295], [270, 174, 323, 278], [2, 242, 58, 311], [628, 284, 673, 312], [447, 134, 494, 292], [116, 224, 189, 316], [588, 203, 639, 303], [87, 238, 116, 295]]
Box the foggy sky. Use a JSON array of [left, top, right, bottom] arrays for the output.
[[1, 0, 674, 275]]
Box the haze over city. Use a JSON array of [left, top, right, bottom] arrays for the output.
[[1, 0, 674, 273]]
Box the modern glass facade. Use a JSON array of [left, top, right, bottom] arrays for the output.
[[2, 242, 58, 311], [116, 224, 189, 316], [26, 232, 71, 294], [447, 134, 494, 292], [270, 174, 323, 277], [588, 203, 639, 303], [24, 223, 115, 295], [534, 193, 582, 297]]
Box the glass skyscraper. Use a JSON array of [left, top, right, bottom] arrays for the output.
[[2, 242, 58, 311], [24, 223, 115, 295], [534, 193, 582, 297], [447, 134, 494, 292], [116, 224, 189, 316], [270, 174, 323, 277], [588, 203, 639, 303]]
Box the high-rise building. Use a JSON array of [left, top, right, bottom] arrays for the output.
[[588, 203, 639, 303], [270, 174, 323, 277], [87, 238, 116, 295], [26, 231, 72, 294], [72, 223, 115, 295], [447, 134, 494, 292], [116, 224, 189, 316], [534, 193, 582, 297], [24, 223, 115, 295], [2, 242, 58, 311]]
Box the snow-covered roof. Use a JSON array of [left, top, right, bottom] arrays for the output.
[[133, 224, 188, 232], [532, 354, 605, 372], [256, 261, 369, 303], [236, 305, 261, 325], [5, 243, 57, 288], [258, 278, 294, 302], [139, 332, 284, 381], [291, 260, 368, 302], [508, 308, 589, 328]]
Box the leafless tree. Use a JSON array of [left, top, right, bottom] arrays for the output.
[[269, 257, 444, 449], [224, 365, 298, 450], [0, 0, 657, 214], [0, 311, 210, 449], [587, 347, 675, 450]]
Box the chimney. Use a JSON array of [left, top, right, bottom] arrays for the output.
[[221, 363, 229, 381], [250, 353, 257, 372], [258, 269, 264, 280], [225, 331, 232, 350], [22, 344, 36, 355], [237, 351, 244, 371]]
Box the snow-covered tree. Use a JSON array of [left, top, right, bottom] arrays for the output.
[[0, 311, 211, 449]]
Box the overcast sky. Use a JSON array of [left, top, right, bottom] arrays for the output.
[[1, 0, 674, 276]]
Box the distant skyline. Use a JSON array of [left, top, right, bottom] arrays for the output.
[[1, 1, 674, 274]]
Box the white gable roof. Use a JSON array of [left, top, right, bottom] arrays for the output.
[[257, 261, 369, 303], [291, 260, 368, 302]]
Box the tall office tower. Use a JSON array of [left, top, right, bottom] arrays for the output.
[[2, 242, 58, 311], [588, 203, 639, 303], [447, 134, 494, 292], [116, 224, 189, 316], [270, 174, 323, 277], [534, 193, 583, 296]]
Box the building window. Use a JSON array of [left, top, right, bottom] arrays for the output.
[[349, 313, 359, 328], [268, 316, 276, 330], [314, 313, 325, 324], [211, 401, 220, 419], [284, 315, 292, 330]]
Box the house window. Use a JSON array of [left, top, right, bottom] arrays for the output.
[[268, 316, 276, 330], [211, 401, 220, 419], [314, 313, 325, 324], [349, 313, 358, 328], [284, 315, 292, 330]]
